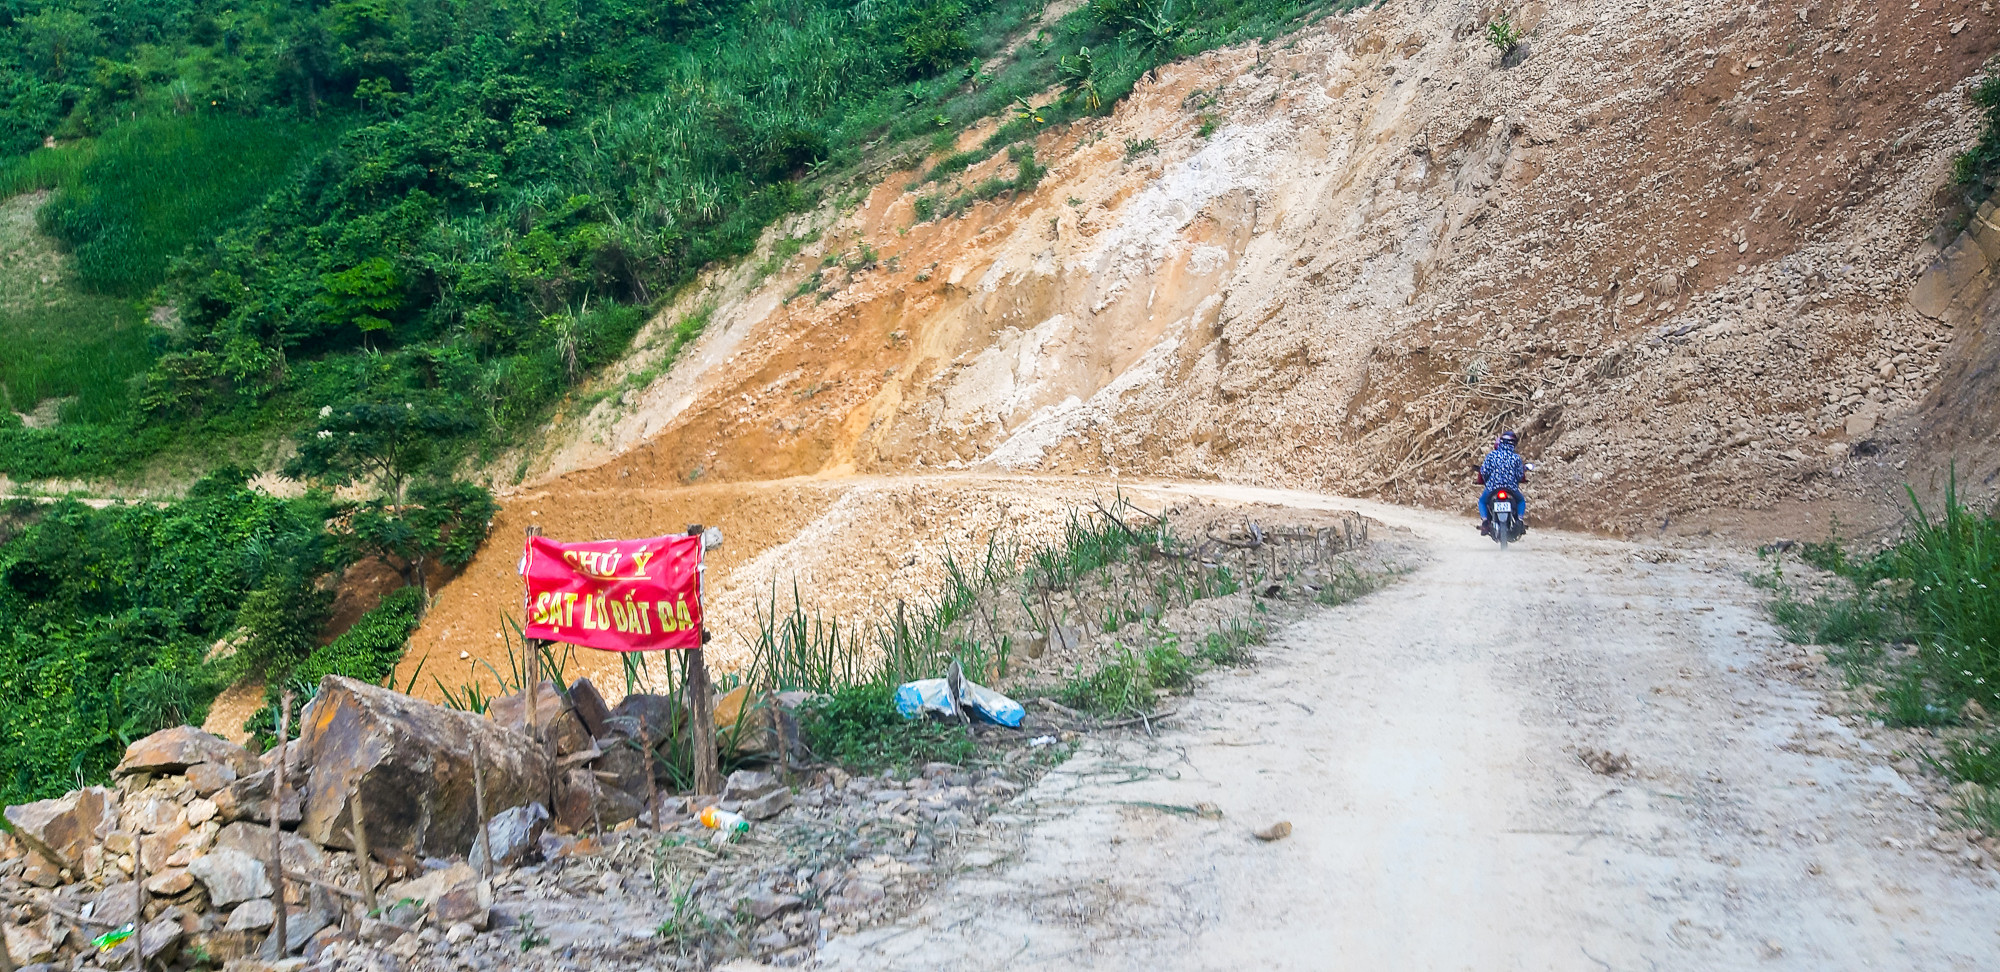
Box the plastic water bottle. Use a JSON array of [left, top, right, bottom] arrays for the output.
[[698, 806, 749, 835]]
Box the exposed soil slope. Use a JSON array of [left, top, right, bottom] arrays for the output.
[[817, 487, 2000, 970], [506, 0, 1999, 539]]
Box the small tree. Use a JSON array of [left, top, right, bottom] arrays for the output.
[[347, 479, 497, 602], [284, 399, 477, 504]]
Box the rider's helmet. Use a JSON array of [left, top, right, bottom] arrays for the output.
[[1496, 431, 1518, 448]]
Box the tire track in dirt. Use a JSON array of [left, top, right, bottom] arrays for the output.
[[815, 485, 2000, 970]]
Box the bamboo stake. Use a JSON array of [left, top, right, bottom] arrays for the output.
[[644, 737, 662, 831], [0, 902, 14, 972], [268, 693, 292, 959], [129, 820, 145, 972], [525, 526, 544, 739]]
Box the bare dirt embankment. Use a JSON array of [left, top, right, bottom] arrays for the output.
[[410, 0, 2000, 716], [487, 0, 2000, 538]]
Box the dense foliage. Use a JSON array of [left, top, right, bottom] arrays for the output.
[[0, 471, 334, 801], [0, 463, 490, 801], [0, 0, 1367, 482], [798, 682, 977, 772]]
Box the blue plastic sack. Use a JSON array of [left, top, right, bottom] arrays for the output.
[[959, 680, 1025, 727], [894, 677, 1024, 728]]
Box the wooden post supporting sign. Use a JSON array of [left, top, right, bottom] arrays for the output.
[[684, 524, 721, 796]]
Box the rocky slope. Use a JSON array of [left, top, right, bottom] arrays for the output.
[[496, 0, 1998, 541]]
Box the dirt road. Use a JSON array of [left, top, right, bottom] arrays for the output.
[[814, 485, 2000, 970]]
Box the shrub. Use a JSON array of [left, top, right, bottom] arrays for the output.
[[1485, 16, 1522, 57], [799, 682, 977, 771], [0, 470, 335, 801]]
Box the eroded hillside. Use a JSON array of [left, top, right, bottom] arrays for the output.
[[500, 0, 1996, 539]]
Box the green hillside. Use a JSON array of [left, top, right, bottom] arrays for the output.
[[0, 0, 1368, 484]]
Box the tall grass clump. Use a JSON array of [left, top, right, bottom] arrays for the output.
[[1889, 481, 2000, 713], [1763, 475, 2000, 827]]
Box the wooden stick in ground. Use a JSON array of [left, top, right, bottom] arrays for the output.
[[349, 791, 378, 916], [525, 525, 544, 738], [130, 814, 145, 972], [685, 645, 720, 795], [644, 738, 662, 831], [268, 692, 292, 959], [685, 525, 721, 796], [471, 742, 490, 879], [0, 898, 14, 972]]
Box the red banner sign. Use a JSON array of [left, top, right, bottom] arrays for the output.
[[521, 534, 704, 652]]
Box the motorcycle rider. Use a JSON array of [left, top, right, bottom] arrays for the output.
[[1476, 431, 1527, 536]]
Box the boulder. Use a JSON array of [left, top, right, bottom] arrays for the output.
[[552, 768, 640, 833], [146, 868, 194, 896], [296, 676, 552, 859], [567, 678, 612, 739], [140, 820, 191, 868], [470, 803, 547, 872], [713, 688, 779, 756], [214, 821, 326, 873], [212, 770, 302, 827], [187, 848, 272, 906], [486, 681, 591, 754], [225, 899, 276, 932], [3, 921, 55, 965], [609, 694, 685, 750], [592, 738, 654, 801], [124, 795, 185, 834], [186, 762, 238, 797], [139, 914, 184, 962], [115, 727, 256, 779], [283, 887, 338, 954], [747, 893, 802, 920], [4, 787, 117, 874], [433, 883, 492, 930], [740, 788, 792, 822], [722, 770, 783, 803], [186, 798, 219, 826], [93, 880, 142, 928], [382, 862, 476, 907]]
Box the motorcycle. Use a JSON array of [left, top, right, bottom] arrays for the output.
[[1477, 462, 1534, 550], [1485, 485, 1527, 550]]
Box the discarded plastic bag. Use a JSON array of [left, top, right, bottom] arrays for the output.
[[893, 677, 1024, 728], [958, 680, 1025, 727]]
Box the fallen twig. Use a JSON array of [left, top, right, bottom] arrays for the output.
[[1095, 708, 1179, 730]]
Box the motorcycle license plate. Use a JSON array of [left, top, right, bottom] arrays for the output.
[[1492, 502, 1513, 513]]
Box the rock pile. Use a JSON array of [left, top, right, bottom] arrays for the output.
[[0, 673, 799, 971], [1, 674, 1053, 971]]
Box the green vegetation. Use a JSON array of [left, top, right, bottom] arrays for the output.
[[0, 0, 1374, 485], [762, 498, 1380, 766], [0, 440, 491, 797], [1954, 75, 2000, 210], [250, 585, 425, 745], [1056, 639, 1192, 716], [1762, 479, 2000, 829], [1484, 15, 1521, 58], [799, 682, 978, 771], [0, 471, 334, 801]]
